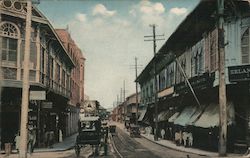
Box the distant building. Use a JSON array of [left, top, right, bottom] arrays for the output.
[[125, 93, 140, 124]]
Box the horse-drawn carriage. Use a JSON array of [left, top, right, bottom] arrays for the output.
[[75, 116, 101, 157]]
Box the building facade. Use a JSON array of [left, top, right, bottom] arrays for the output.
[[0, 1, 84, 148], [55, 29, 85, 137], [137, 0, 250, 152], [125, 93, 140, 124]]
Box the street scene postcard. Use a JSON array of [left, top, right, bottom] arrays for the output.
[[1, 0, 250, 158]]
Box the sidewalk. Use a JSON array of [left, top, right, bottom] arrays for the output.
[[0, 133, 77, 155], [111, 121, 241, 158]]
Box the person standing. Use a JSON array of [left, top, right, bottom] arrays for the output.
[[182, 131, 188, 147], [188, 132, 193, 147], [28, 128, 36, 154], [14, 131, 20, 152], [161, 129, 165, 139]]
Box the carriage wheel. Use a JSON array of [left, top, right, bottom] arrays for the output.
[[75, 145, 80, 157]]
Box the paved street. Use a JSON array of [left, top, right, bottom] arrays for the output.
[[112, 126, 206, 158]]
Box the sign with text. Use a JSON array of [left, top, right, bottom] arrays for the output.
[[158, 87, 174, 98], [29, 91, 46, 100], [175, 73, 214, 94], [228, 65, 250, 82], [42, 102, 53, 109]]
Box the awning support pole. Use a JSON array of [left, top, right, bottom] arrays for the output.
[[175, 58, 201, 108]]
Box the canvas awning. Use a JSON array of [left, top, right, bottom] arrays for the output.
[[158, 111, 172, 122], [168, 112, 180, 122], [138, 109, 147, 122], [194, 102, 235, 128], [174, 106, 197, 126]]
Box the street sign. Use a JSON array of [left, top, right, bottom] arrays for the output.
[[29, 91, 46, 100]]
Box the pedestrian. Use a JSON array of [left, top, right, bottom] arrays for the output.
[[188, 132, 193, 147], [59, 129, 63, 143], [14, 131, 20, 152], [48, 130, 54, 148], [28, 127, 36, 154], [179, 130, 183, 145], [161, 129, 165, 139], [175, 131, 180, 146], [182, 131, 188, 147]]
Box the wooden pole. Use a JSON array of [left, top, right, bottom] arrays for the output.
[[19, 0, 32, 157], [217, 0, 227, 156], [135, 57, 139, 125]]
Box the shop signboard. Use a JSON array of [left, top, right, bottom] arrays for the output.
[[30, 91, 46, 100], [228, 65, 250, 82], [175, 73, 214, 94], [42, 102, 53, 109]]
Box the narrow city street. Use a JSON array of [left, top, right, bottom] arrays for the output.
[[112, 126, 207, 158]]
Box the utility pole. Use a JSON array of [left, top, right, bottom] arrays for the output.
[[135, 57, 139, 125], [123, 80, 126, 102], [19, 0, 32, 157], [144, 24, 164, 141], [218, 0, 227, 156], [120, 88, 123, 103]]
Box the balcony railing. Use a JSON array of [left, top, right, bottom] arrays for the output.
[[40, 72, 71, 98]]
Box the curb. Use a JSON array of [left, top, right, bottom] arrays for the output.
[[114, 123, 215, 157], [140, 134, 209, 157]]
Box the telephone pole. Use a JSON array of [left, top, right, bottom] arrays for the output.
[[19, 0, 32, 157], [218, 0, 227, 156], [135, 57, 139, 125], [123, 80, 126, 102], [144, 24, 164, 141]]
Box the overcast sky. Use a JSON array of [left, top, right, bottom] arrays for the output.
[[38, 0, 199, 109]]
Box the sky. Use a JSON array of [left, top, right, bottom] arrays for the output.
[[38, 0, 199, 109]]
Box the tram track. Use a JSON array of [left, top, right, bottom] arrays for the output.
[[110, 127, 160, 158]]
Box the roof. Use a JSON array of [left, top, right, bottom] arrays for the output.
[[136, 0, 250, 84], [136, 0, 216, 83], [31, 7, 75, 67]]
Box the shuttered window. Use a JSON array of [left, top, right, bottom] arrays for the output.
[[241, 28, 250, 64]]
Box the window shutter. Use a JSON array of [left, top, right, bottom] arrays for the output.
[[241, 28, 249, 64]]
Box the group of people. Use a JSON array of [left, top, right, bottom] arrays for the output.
[[174, 130, 193, 147], [144, 126, 193, 148], [14, 127, 36, 154]]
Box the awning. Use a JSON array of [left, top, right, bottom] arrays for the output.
[[194, 102, 235, 128], [138, 109, 147, 121], [168, 112, 180, 122], [158, 111, 172, 122], [174, 106, 197, 126], [187, 108, 203, 126]]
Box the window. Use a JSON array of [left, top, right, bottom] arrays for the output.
[[62, 70, 66, 87], [241, 28, 250, 64], [194, 52, 199, 75], [55, 63, 60, 83], [2, 37, 17, 62], [180, 59, 186, 82], [210, 30, 217, 71], [198, 49, 204, 73], [169, 65, 174, 85], [41, 47, 45, 73]]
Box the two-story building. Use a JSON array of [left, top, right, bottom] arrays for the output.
[[0, 1, 84, 148], [125, 93, 140, 124], [137, 0, 250, 152], [55, 29, 85, 137]]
